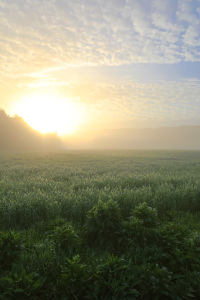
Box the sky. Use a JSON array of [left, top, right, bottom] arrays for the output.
[[0, 0, 200, 135]]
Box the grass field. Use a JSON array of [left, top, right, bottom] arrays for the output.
[[1, 150, 200, 299]]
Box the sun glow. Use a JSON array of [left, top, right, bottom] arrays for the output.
[[15, 94, 85, 135]]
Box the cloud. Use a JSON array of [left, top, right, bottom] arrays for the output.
[[44, 78, 199, 129], [0, 0, 200, 133], [1, 0, 200, 83]]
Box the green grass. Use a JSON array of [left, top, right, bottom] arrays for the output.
[[1, 150, 200, 228], [1, 150, 200, 298]]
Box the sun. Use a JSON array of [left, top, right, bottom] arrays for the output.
[[14, 93, 85, 135]]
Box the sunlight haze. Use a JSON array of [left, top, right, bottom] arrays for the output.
[[12, 93, 87, 135]]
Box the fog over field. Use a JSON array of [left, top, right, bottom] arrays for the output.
[[1, 109, 200, 151], [64, 126, 200, 150]]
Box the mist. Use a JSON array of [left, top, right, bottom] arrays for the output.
[[1, 109, 200, 151], [63, 126, 200, 150]]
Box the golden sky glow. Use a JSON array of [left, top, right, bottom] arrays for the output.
[[13, 93, 87, 135], [0, 0, 200, 136]]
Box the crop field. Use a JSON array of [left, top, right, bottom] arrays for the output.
[[1, 150, 200, 299]]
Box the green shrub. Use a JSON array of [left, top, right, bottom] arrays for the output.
[[14, 239, 62, 280], [86, 254, 140, 300], [85, 200, 122, 249], [123, 202, 158, 247], [155, 222, 190, 250], [10, 239, 64, 299], [48, 223, 80, 256], [57, 255, 88, 300], [131, 202, 159, 228], [126, 221, 157, 248], [0, 269, 44, 299], [41, 217, 67, 233], [138, 264, 195, 299], [151, 223, 193, 272], [0, 230, 24, 271], [185, 271, 200, 298]]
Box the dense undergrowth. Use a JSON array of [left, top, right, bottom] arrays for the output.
[[1, 150, 200, 299]]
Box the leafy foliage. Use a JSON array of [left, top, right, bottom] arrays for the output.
[[48, 223, 81, 256], [85, 200, 122, 249], [1, 151, 200, 298], [131, 202, 159, 228], [57, 255, 88, 299], [0, 230, 23, 271], [137, 264, 195, 299], [87, 254, 140, 300], [0, 269, 44, 299]]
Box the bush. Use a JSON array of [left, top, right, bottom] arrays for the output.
[[0, 269, 44, 299], [137, 263, 194, 299], [40, 217, 66, 233], [125, 221, 158, 250], [0, 230, 24, 271], [48, 223, 80, 256], [155, 222, 190, 250], [86, 254, 140, 300], [123, 203, 159, 247], [85, 200, 123, 249], [131, 202, 159, 228], [57, 255, 88, 299]]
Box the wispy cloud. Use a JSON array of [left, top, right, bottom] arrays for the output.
[[1, 0, 200, 82], [1, 0, 200, 129], [47, 78, 200, 129]]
